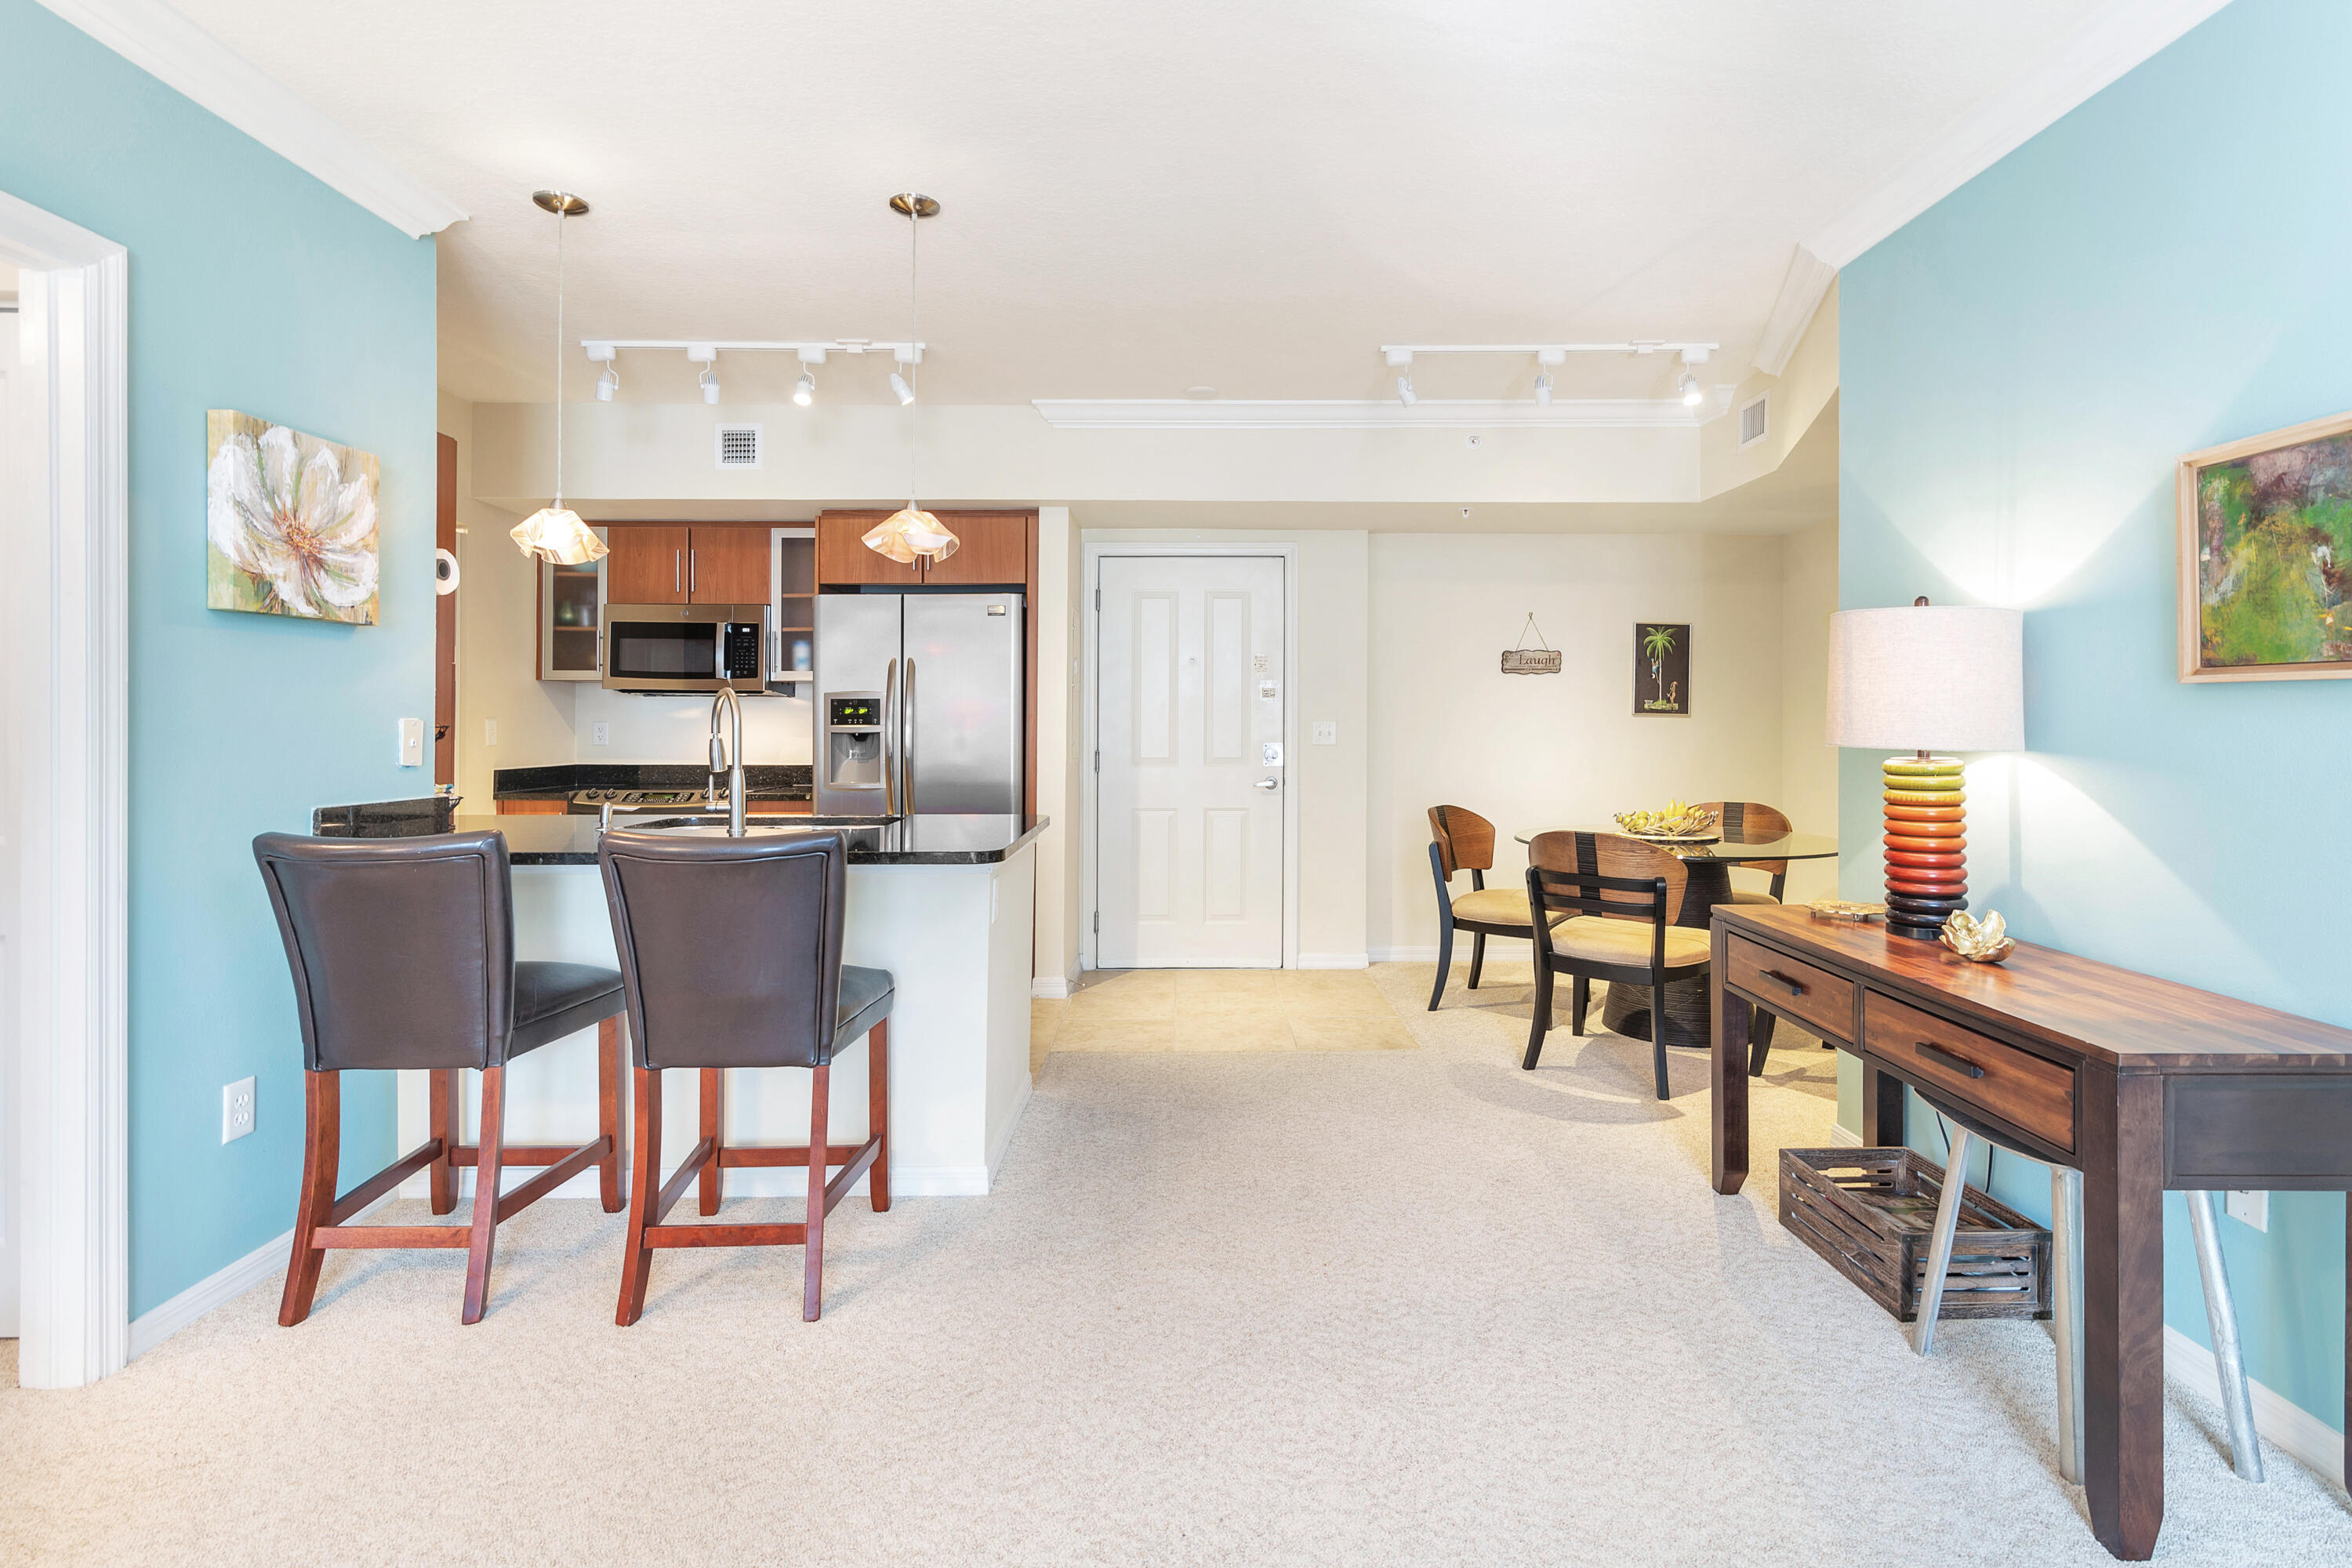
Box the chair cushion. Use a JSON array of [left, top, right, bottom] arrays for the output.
[[509, 960, 625, 1058], [1450, 886, 1565, 928], [1549, 916, 1711, 970], [836, 964, 895, 1047], [1730, 887, 1780, 906]]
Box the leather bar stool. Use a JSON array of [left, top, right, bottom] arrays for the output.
[[598, 828, 892, 1325], [253, 830, 626, 1326]]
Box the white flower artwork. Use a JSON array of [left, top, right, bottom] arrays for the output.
[[205, 411, 380, 623]]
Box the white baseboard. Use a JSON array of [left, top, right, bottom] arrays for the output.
[[985, 1073, 1034, 1190], [1298, 952, 1369, 970], [1367, 942, 1539, 964], [1032, 969, 1076, 999], [1367, 946, 1438, 963], [2164, 1324, 2344, 1484], [1828, 1120, 1864, 1146], [128, 1190, 394, 1361]]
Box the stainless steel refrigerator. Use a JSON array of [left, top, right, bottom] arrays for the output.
[[814, 591, 1025, 816]]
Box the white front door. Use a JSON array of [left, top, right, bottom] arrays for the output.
[[1095, 555, 1286, 967]]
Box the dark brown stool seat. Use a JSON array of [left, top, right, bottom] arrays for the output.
[[600, 828, 893, 1325], [254, 830, 626, 1326]]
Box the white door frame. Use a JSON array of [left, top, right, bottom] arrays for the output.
[[1, 187, 132, 1388], [1080, 543, 1299, 971]]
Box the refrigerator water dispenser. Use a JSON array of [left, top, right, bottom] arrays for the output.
[[824, 692, 885, 792]]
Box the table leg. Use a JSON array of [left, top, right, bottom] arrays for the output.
[[2082, 1065, 2166, 1560], [1861, 1058, 1904, 1146], [1711, 931, 1748, 1195]]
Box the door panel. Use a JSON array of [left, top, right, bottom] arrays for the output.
[[902, 593, 1024, 815], [1097, 556, 1285, 967], [604, 524, 687, 604], [688, 525, 771, 603]]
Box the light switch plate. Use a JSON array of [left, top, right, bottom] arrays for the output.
[[484, 717, 498, 747], [397, 717, 424, 767], [2225, 1190, 2267, 1232], [222, 1076, 256, 1144], [593, 721, 611, 746], [1312, 721, 1338, 745]]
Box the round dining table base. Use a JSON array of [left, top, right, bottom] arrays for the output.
[[1600, 974, 1711, 1053]]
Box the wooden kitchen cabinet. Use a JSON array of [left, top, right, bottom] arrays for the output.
[[815, 509, 1031, 587], [687, 526, 771, 603], [603, 524, 688, 604], [817, 510, 924, 586]]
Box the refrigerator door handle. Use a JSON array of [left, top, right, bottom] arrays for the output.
[[882, 657, 898, 816], [902, 659, 916, 817]]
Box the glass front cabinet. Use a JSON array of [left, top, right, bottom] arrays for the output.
[[537, 526, 608, 681]]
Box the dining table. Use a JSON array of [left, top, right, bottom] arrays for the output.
[[1512, 822, 1839, 1051]]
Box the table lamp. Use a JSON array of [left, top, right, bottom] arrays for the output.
[[1828, 597, 2024, 940]]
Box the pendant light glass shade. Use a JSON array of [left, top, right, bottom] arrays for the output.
[[862, 506, 959, 564], [511, 506, 608, 565]]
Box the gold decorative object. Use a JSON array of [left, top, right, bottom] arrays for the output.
[[1808, 900, 1887, 924], [1939, 909, 2016, 964], [1613, 800, 1719, 840]]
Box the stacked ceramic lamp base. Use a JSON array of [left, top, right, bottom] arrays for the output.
[[1881, 757, 1967, 938]]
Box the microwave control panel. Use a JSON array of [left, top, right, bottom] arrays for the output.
[[722, 622, 762, 680]]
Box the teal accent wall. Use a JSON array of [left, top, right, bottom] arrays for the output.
[[1838, 0, 2348, 1432], [1, 1, 437, 1316]]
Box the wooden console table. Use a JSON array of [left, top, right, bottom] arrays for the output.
[[1708, 904, 2352, 1561]]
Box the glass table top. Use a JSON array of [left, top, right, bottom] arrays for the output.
[[1512, 827, 1839, 862]]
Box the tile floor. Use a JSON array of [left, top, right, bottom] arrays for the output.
[[1030, 967, 1416, 1069]]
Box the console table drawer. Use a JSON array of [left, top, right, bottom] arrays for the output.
[[1864, 992, 2076, 1153], [1726, 936, 1856, 1041]]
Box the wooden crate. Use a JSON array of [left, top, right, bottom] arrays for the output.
[[1778, 1147, 2051, 1323]]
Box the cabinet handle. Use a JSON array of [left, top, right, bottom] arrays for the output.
[[1759, 968, 1807, 996], [690, 549, 697, 594], [673, 550, 681, 595], [1915, 1041, 1986, 1079]]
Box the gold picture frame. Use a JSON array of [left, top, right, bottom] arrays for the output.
[[2177, 408, 2352, 683]]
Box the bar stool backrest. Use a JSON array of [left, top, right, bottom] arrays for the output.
[[599, 829, 848, 1071], [252, 830, 514, 1071]]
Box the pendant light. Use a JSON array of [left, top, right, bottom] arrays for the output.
[[862, 192, 958, 566], [510, 191, 609, 567]]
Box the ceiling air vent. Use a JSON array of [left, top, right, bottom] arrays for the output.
[[715, 423, 762, 470], [1738, 396, 1769, 448]]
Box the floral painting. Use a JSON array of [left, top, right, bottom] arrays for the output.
[[206, 411, 380, 623]]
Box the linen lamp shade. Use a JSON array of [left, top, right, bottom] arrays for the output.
[[1826, 600, 2024, 939]]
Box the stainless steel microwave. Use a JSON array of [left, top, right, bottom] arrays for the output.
[[602, 603, 771, 692]]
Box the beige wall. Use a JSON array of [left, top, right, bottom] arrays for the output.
[[1365, 532, 1797, 957], [1777, 517, 1840, 905]]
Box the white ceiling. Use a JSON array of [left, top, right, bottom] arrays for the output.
[[167, 0, 2107, 406]]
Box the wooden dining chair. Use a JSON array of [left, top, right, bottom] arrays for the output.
[[1521, 831, 1711, 1099], [1699, 801, 1794, 904], [1426, 804, 1566, 1011]]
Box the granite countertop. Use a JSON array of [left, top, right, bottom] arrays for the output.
[[491, 763, 813, 804], [459, 811, 1050, 866]]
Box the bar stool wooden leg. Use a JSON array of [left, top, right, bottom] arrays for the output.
[[279, 1070, 341, 1327], [699, 1066, 726, 1216], [460, 1065, 506, 1325], [617, 1065, 662, 1327], [804, 1063, 829, 1323], [867, 1020, 891, 1214], [598, 1017, 625, 1214], [428, 1068, 456, 1214]]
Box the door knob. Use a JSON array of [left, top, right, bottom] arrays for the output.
[[1254, 777, 1280, 791]]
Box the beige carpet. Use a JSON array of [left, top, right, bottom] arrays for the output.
[[5, 961, 2345, 1566], [1033, 967, 1417, 1065]]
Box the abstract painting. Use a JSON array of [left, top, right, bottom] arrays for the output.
[[1634, 622, 1689, 715], [206, 410, 380, 623], [2178, 410, 2352, 682]]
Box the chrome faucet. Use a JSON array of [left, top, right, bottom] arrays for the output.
[[708, 684, 746, 837]]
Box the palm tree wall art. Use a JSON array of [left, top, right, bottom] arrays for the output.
[[1635, 622, 1690, 715]]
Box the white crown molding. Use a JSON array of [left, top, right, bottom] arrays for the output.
[[34, 0, 466, 238], [1807, 0, 2230, 268], [1032, 397, 1728, 431], [1752, 246, 1837, 379]]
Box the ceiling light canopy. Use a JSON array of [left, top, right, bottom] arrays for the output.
[[512, 190, 608, 567]]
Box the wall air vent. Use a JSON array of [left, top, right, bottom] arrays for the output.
[[716, 423, 762, 470], [1738, 396, 1768, 448]]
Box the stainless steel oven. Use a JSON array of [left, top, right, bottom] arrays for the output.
[[602, 603, 771, 692]]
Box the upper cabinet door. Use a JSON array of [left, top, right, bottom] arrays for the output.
[[817, 510, 924, 587], [604, 524, 688, 604], [918, 511, 1033, 586], [687, 526, 771, 604]]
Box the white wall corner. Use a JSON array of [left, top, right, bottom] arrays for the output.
[[2162, 1324, 2345, 1487], [1828, 1120, 1863, 1147], [34, 0, 466, 238], [127, 1189, 393, 1360], [1806, 0, 2232, 268], [1752, 247, 1838, 379]]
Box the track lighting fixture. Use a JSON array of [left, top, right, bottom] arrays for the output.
[[1396, 376, 1417, 407], [793, 368, 815, 407], [699, 368, 720, 405], [1534, 372, 1552, 407], [686, 344, 719, 405], [889, 369, 915, 405], [596, 364, 619, 401], [1679, 371, 1703, 407]]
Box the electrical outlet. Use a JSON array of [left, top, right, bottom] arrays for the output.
[[1312, 720, 1338, 745], [483, 717, 498, 747], [397, 717, 424, 766], [593, 721, 611, 747], [2225, 1190, 2268, 1232], [222, 1076, 256, 1144]]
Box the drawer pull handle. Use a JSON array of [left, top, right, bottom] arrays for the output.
[[1915, 1041, 1985, 1079], [1759, 968, 1808, 996]]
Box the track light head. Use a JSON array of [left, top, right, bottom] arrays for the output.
[[595, 364, 619, 402], [1534, 372, 1552, 408], [1679, 371, 1704, 407], [793, 368, 816, 407], [1396, 375, 1417, 407], [889, 370, 915, 406], [699, 368, 720, 405]]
